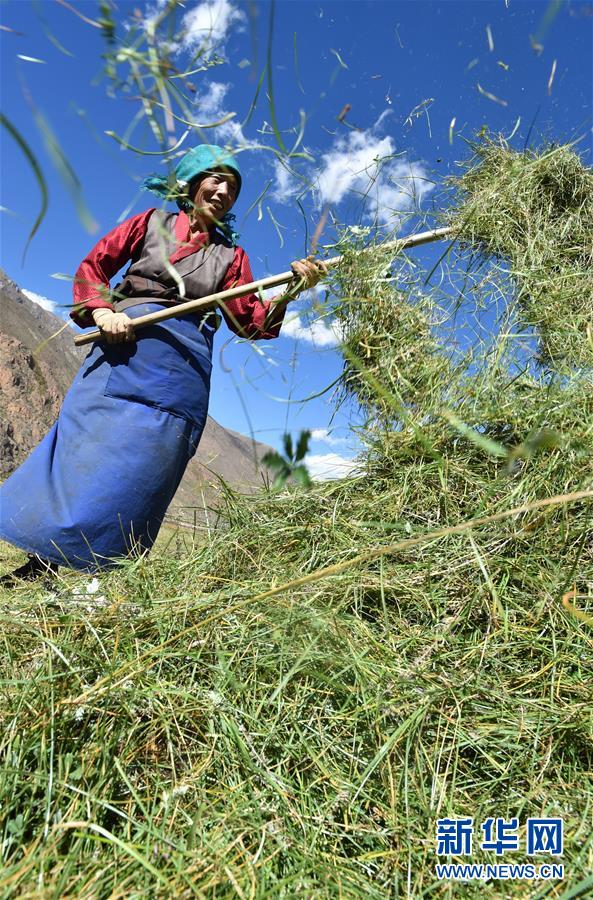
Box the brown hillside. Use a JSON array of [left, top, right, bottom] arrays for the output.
[[0, 269, 272, 523]]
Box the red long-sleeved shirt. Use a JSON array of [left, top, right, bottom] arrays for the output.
[[71, 208, 287, 339]]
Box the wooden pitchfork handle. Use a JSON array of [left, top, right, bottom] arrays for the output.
[[73, 226, 454, 347]]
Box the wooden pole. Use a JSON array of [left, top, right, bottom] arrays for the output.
[[73, 225, 454, 347]]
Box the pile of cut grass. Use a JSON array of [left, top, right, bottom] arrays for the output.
[[331, 235, 454, 427], [1, 138, 593, 896], [1, 374, 592, 895], [449, 137, 593, 370]]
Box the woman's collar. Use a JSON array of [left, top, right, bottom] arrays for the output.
[[175, 209, 214, 245]]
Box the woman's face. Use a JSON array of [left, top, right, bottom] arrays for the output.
[[191, 169, 238, 224]]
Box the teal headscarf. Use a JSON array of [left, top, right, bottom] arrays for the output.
[[141, 145, 242, 245]]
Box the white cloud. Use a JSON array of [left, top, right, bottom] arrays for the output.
[[141, 0, 244, 60], [281, 311, 343, 347], [305, 453, 361, 481], [310, 428, 350, 447], [192, 80, 253, 148], [196, 80, 230, 118], [317, 133, 393, 208], [272, 159, 301, 203], [272, 115, 434, 226], [373, 159, 433, 224], [181, 0, 245, 54], [315, 126, 433, 225], [22, 289, 57, 314]]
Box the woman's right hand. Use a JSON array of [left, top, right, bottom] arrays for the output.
[[92, 309, 136, 343]]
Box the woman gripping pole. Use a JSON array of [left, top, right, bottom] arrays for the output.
[[0, 144, 326, 581]]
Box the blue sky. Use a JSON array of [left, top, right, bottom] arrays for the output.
[[1, 0, 591, 477]]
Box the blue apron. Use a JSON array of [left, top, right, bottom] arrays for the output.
[[0, 304, 215, 571]]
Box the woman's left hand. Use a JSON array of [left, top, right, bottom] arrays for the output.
[[289, 256, 328, 293]]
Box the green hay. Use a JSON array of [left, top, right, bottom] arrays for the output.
[[2, 372, 591, 895], [331, 236, 454, 427], [449, 137, 593, 370], [1, 138, 593, 896]]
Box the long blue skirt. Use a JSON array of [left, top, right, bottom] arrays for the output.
[[0, 303, 215, 571]]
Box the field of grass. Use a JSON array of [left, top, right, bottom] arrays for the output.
[[1, 464, 592, 896], [1, 139, 592, 897]]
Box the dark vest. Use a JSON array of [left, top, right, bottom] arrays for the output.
[[112, 210, 235, 330]]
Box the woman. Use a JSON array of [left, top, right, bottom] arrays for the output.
[[0, 144, 325, 580]]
